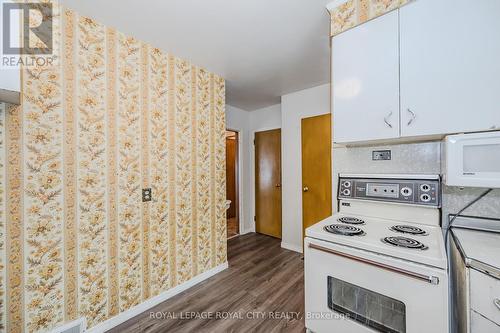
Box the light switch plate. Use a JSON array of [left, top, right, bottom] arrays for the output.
[[372, 150, 391, 161], [142, 188, 152, 202]]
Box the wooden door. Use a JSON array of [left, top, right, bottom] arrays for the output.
[[302, 114, 332, 243], [226, 130, 239, 238], [400, 0, 500, 137], [332, 10, 400, 143], [255, 129, 282, 239], [226, 131, 238, 219]]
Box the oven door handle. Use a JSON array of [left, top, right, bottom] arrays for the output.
[[309, 243, 440, 285]]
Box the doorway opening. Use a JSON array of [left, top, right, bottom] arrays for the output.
[[226, 130, 240, 239]]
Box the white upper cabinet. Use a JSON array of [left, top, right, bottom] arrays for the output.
[[332, 0, 500, 144], [332, 11, 400, 143], [400, 0, 500, 137]]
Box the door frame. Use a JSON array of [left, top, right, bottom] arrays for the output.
[[227, 128, 242, 238], [252, 127, 282, 236]]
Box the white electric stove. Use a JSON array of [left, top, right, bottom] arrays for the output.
[[305, 174, 449, 333]]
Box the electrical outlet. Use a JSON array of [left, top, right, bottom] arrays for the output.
[[142, 188, 152, 202], [372, 150, 391, 161]]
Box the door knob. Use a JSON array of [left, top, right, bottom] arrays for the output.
[[303, 186, 309, 192], [276, 183, 281, 188]]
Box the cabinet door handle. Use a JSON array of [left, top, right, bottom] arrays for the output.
[[384, 112, 393, 128], [303, 186, 309, 192], [407, 108, 416, 126], [494, 298, 500, 311]]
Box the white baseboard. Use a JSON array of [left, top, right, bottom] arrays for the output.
[[239, 228, 254, 235], [87, 262, 228, 333], [281, 242, 303, 254], [49, 318, 87, 333]]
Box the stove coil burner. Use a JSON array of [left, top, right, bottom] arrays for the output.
[[391, 225, 427, 236], [337, 217, 365, 225], [324, 225, 365, 236], [382, 236, 428, 250]]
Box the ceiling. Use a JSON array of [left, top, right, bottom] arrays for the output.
[[59, 0, 332, 111]]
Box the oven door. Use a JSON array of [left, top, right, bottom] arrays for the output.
[[304, 237, 448, 333]]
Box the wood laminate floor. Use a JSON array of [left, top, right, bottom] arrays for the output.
[[110, 233, 305, 333]]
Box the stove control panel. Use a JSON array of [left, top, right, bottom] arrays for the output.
[[338, 176, 440, 207]]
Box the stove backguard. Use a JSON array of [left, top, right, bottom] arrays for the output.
[[338, 175, 441, 207]]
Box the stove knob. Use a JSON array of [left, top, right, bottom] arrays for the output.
[[342, 189, 351, 196], [420, 184, 431, 192], [420, 193, 431, 202], [343, 181, 352, 188], [400, 187, 413, 197]]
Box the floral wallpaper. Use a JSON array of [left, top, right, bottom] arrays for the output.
[[0, 4, 227, 333], [0, 104, 5, 332], [328, 0, 412, 36]]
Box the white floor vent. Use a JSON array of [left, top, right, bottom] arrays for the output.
[[49, 318, 87, 333]]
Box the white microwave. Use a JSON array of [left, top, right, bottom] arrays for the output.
[[444, 131, 500, 188]]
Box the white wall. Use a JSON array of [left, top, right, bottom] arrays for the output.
[[249, 104, 282, 132], [226, 105, 252, 233], [227, 85, 331, 252], [225, 103, 282, 234], [281, 83, 331, 252]]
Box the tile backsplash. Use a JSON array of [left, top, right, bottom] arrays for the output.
[[333, 141, 500, 227], [442, 186, 500, 226]]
